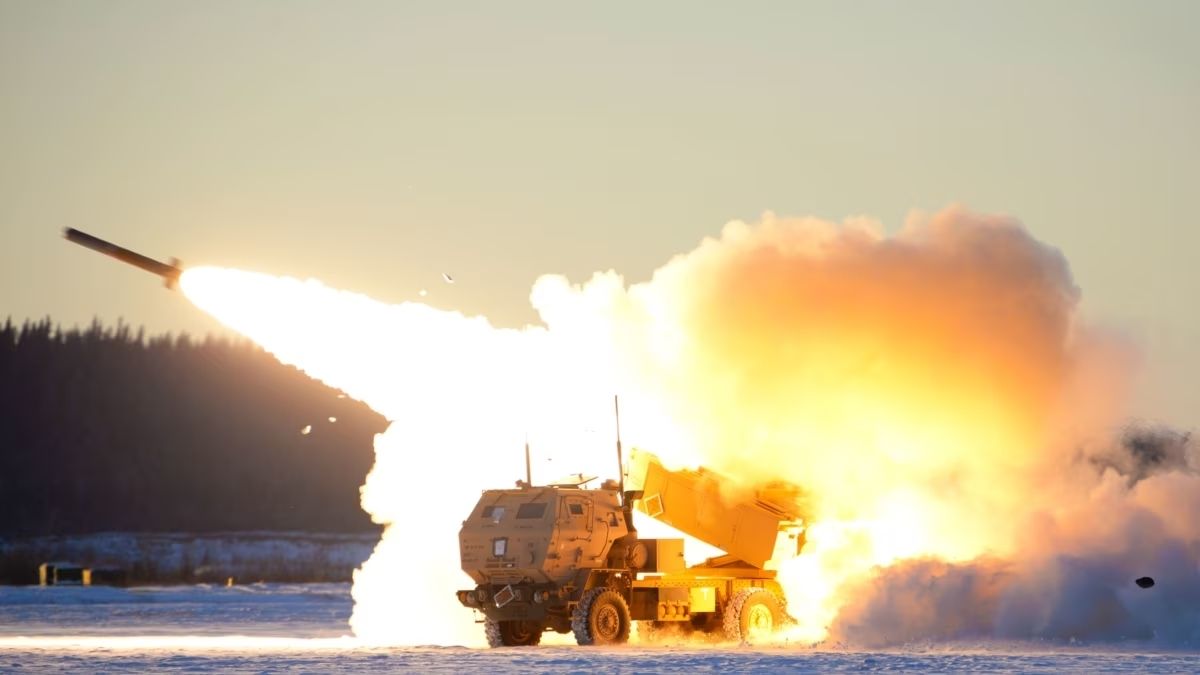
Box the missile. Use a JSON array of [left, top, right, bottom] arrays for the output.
[[63, 228, 183, 289]]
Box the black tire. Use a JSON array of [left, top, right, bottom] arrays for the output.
[[722, 588, 783, 644], [572, 588, 632, 645], [484, 618, 543, 647]]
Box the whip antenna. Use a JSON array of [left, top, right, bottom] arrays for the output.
[[614, 395, 624, 495], [524, 435, 532, 487]]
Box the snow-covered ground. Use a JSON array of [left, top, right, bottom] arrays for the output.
[[2, 583, 1198, 673]]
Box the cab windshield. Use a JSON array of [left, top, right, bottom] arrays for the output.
[[516, 503, 547, 519]]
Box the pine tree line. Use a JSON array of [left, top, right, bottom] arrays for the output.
[[0, 317, 387, 537]]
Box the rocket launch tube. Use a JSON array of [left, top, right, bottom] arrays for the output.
[[63, 228, 182, 289]]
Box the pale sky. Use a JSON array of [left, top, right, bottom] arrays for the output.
[[1, 1, 1197, 426]]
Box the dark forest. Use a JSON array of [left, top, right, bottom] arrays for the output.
[[0, 317, 388, 537]]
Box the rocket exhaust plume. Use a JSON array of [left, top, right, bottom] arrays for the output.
[[178, 206, 1199, 647]]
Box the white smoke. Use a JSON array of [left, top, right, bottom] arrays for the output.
[[828, 428, 1200, 647], [179, 206, 1199, 647], [180, 270, 634, 645]]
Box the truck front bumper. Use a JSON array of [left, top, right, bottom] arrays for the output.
[[456, 584, 561, 621]]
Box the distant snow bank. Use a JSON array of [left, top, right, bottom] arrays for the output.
[[0, 582, 351, 606], [0, 582, 356, 638], [0, 532, 378, 585]]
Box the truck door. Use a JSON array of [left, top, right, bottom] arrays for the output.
[[561, 495, 607, 565]]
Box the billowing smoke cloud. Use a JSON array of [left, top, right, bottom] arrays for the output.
[[180, 205, 1197, 647], [530, 206, 1160, 642], [828, 429, 1200, 647]]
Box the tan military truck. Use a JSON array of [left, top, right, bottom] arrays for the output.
[[456, 448, 806, 646]]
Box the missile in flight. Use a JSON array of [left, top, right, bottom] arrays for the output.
[[63, 228, 183, 289]]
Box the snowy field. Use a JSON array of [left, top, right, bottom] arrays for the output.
[[2, 584, 1198, 673]]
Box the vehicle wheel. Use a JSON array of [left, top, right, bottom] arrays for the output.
[[484, 617, 543, 647], [722, 588, 783, 644], [572, 588, 631, 645]]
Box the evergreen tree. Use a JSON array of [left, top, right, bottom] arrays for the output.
[[0, 317, 387, 536]]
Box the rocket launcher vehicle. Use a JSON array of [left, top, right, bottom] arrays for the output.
[[456, 447, 808, 647]]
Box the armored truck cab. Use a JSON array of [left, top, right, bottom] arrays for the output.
[[459, 484, 630, 588]]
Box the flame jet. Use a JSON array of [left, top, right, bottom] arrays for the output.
[[63, 228, 183, 289]]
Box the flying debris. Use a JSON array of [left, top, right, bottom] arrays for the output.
[[328, 417, 337, 423], [63, 228, 183, 289], [300, 425, 312, 435], [419, 289, 428, 297], [441, 273, 454, 284], [1135, 576, 1155, 589]]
